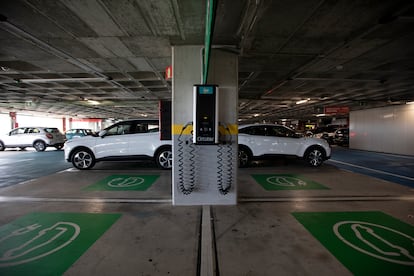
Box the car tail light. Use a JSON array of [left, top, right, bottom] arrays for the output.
[[46, 133, 53, 139]]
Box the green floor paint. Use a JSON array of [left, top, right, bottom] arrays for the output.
[[252, 174, 328, 190], [0, 212, 120, 276], [293, 211, 414, 275], [84, 174, 160, 191]]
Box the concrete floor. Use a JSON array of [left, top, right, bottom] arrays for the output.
[[0, 158, 414, 275]]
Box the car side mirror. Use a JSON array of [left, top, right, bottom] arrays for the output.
[[98, 130, 107, 138]]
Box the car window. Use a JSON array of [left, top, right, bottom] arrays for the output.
[[44, 128, 59, 133], [106, 123, 132, 136], [239, 126, 267, 136], [26, 128, 40, 133], [10, 128, 25, 135], [134, 123, 149, 133]]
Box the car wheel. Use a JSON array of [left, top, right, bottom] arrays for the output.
[[0, 141, 4, 151], [55, 144, 64, 150], [155, 147, 172, 169], [72, 148, 95, 170], [304, 147, 325, 167], [33, 140, 46, 152], [238, 146, 252, 168]]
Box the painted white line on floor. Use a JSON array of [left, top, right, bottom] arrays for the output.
[[328, 159, 414, 181], [0, 196, 171, 203], [239, 195, 414, 202], [1, 196, 413, 204]]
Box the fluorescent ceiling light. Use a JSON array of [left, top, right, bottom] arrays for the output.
[[296, 98, 310, 105], [19, 77, 108, 83], [406, 101, 414, 105], [86, 99, 100, 105], [316, 113, 326, 117]]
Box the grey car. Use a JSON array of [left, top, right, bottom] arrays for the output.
[[0, 127, 66, 151]]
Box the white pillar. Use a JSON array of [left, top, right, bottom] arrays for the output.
[[172, 46, 238, 205]]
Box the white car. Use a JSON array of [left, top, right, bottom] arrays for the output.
[[64, 119, 172, 170], [0, 127, 66, 152], [238, 124, 331, 167]]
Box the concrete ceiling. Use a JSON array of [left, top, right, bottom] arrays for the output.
[[1, 0, 414, 123]]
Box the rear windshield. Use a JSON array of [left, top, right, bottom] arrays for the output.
[[44, 128, 60, 133]]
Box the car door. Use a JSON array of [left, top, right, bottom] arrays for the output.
[[128, 121, 161, 157], [268, 125, 302, 155], [94, 122, 133, 158], [239, 126, 271, 156], [4, 128, 27, 146]]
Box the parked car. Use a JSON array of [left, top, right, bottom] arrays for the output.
[[238, 124, 331, 167], [64, 119, 172, 170], [311, 125, 339, 144], [333, 128, 349, 146], [65, 128, 94, 140], [0, 127, 66, 151]]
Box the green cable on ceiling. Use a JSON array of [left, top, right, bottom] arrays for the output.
[[203, 0, 215, 84]]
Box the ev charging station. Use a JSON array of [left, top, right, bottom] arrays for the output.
[[172, 46, 238, 205], [193, 85, 219, 145]]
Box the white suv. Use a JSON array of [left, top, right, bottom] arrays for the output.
[[64, 119, 172, 170], [0, 127, 66, 152], [238, 124, 331, 167]]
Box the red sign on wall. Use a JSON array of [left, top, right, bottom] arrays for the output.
[[324, 106, 349, 114], [165, 65, 172, 80]]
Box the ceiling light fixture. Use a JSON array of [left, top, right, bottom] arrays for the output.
[[19, 77, 108, 83], [296, 98, 310, 105], [84, 99, 100, 105], [406, 101, 414, 105]]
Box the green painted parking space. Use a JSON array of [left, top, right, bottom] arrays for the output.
[[0, 212, 120, 276], [293, 211, 414, 275], [84, 174, 160, 191], [252, 174, 328, 190]]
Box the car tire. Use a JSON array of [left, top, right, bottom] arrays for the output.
[[304, 146, 325, 167], [0, 141, 4, 151], [71, 148, 96, 170], [55, 144, 64, 150], [238, 145, 252, 168], [155, 146, 172, 169], [33, 140, 46, 152]]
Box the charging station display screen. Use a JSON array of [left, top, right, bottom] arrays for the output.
[[193, 85, 218, 145], [199, 86, 214, 94]]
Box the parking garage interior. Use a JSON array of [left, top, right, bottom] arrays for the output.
[[1, 1, 414, 275]]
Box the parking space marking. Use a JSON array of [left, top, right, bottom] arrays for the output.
[[251, 174, 328, 190], [293, 211, 414, 274], [0, 212, 120, 275], [329, 159, 414, 181], [84, 174, 160, 191]]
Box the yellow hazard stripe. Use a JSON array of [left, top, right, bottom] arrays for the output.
[[172, 124, 193, 135], [172, 124, 238, 135]]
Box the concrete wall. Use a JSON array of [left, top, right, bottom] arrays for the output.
[[350, 104, 414, 155]]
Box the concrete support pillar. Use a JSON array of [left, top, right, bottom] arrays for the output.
[[172, 46, 238, 205]]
